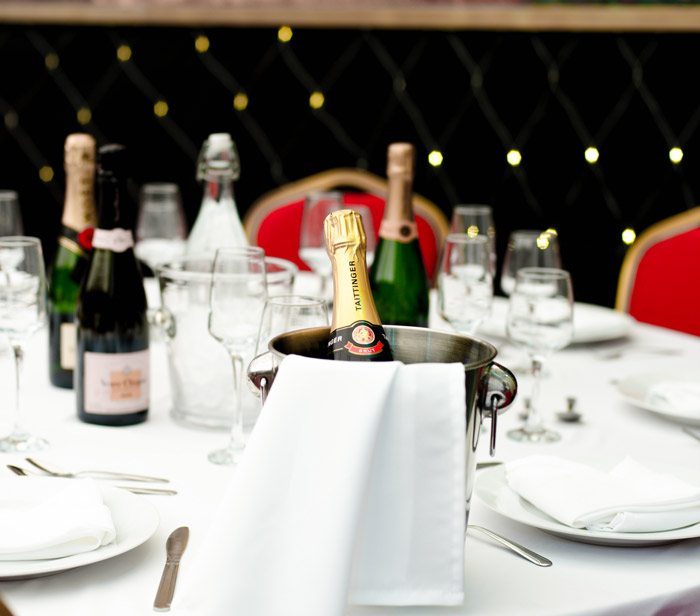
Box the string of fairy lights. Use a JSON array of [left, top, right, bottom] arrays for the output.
[[5, 26, 692, 250]]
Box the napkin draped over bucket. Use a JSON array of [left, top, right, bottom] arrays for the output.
[[0, 477, 115, 560], [506, 455, 700, 533], [176, 355, 467, 616]]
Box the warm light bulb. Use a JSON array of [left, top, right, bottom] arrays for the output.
[[278, 26, 293, 43], [154, 101, 169, 117], [309, 92, 324, 109], [622, 228, 636, 245], [233, 93, 248, 111], [195, 35, 210, 53], [45, 53, 59, 71], [428, 151, 443, 167], [77, 108, 91, 125], [39, 166, 54, 183], [584, 147, 599, 163], [669, 147, 683, 164], [117, 45, 132, 62], [507, 149, 521, 166]]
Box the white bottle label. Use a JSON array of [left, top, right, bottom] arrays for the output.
[[92, 228, 134, 253], [83, 349, 149, 414], [60, 322, 76, 370]]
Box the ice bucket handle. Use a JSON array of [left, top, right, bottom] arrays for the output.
[[479, 362, 517, 456]]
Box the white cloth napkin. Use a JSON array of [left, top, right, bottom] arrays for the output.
[[0, 477, 116, 560], [176, 354, 467, 616], [646, 380, 700, 413], [505, 455, 700, 532]]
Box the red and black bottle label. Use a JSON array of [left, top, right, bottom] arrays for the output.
[[327, 320, 393, 362]]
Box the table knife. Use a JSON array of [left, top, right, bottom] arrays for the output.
[[153, 526, 189, 611]]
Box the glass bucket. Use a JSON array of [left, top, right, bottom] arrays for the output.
[[156, 254, 297, 430]]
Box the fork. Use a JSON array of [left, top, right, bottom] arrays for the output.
[[25, 458, 169, 484], [8, 465, 178, 495]]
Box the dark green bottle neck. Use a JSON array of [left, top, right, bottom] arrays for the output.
[[96, 176, 136, 231]]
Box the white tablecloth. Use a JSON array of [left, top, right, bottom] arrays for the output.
[[1, 290, 700, 616]]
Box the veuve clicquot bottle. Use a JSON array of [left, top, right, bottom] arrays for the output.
[[75, 144, 149, 426], [369, 142, 429, 327], [48, 133, 97, 388], [324, 209, 394, 362]]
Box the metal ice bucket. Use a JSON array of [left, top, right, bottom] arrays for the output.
[[248, 325, 517, 521]]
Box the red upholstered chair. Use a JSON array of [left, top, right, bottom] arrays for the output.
[[243, 168, 449, 284], [616, 206, 700, 336]]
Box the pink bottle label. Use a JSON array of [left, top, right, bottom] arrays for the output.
[[378, 219, 419, 243], [83, 350, 149, 414], [92, 228, 134, 253]]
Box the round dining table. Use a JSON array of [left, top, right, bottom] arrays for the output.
[[1, 287, 700, 616]]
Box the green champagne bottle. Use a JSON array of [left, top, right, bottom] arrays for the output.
[[325, 209, 393, 362], [369, 142, 429, 327], [48, 133, 97, 388]]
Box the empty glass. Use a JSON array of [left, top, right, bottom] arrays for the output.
[[506, 267, 574, 443], [437, 234, 493, 336], [135, 183, 187, 275], [0, 191, 23, 236], [0, 236, 48, 452], [500, 230, 561, 296], [450, 204, 496, 276], [207, 247, 268, 465]]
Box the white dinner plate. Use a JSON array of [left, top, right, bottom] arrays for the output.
[[616, 370, 700, 426], [479, 297, 634, 344], [475, 466, 700, 547], [0, 485, 159, 580]]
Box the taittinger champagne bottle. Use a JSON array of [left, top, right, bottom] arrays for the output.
[[48, 133, 97, 388], [75, 144, 150, 426], [325, 209, 393, 362], [369, 142, 429, 327]]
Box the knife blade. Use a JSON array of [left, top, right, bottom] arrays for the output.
[[153, 526, 189, 611]]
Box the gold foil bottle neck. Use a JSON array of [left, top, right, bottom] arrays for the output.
[[386, 142, 415, 178], [64, 133, 96, 169], [324, 209, 367, 257]]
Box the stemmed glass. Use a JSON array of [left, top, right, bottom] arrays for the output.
[[436, 234, 493, 336], [207, 246, 268, 465], [248, 294, 328, 409], [500, 229, 561, 296], [0, 191, 23, 236], [505, 267, 574, 443], [299, 192, 375, 298], [450, 204, 496, 277], [0, 236, 48, 452], [134, 183, 187, 276]]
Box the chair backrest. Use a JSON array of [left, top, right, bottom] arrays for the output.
[[616, 206, 700, 336], [243, 168, 449, 284]]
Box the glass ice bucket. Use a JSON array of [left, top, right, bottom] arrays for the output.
[[248, 325, 517, 518], [156, 254, 298, 430]]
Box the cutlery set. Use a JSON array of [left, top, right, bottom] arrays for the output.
[[6, 459, 177, 496]]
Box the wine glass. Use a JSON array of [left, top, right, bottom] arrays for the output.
[[134, 183, 187, 276], [207, 246, 268, 465], [299, 192, 375, 298], [450, 204, 496, 277], [0, 191, 23, 236], [0, 236, 48, 452], [500, 229, 561, 296], [505, 267, 574, 443], [436, 234, 493, 336]]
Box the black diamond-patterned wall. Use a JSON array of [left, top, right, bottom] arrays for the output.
[[1, 25, 699, 308]]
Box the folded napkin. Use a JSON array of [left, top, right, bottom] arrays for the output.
[[506, 455, 700, 533], [176, 354, 467, 616], [645, 381, 700, 413], [0, 477, 116, 560]]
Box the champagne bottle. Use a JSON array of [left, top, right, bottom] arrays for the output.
[[185, 132, 248, 256], [369, 142, 429, 327], [325, 209, 393, 362], [75, 144, 149, 426], [48, 133, 97, 389]]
